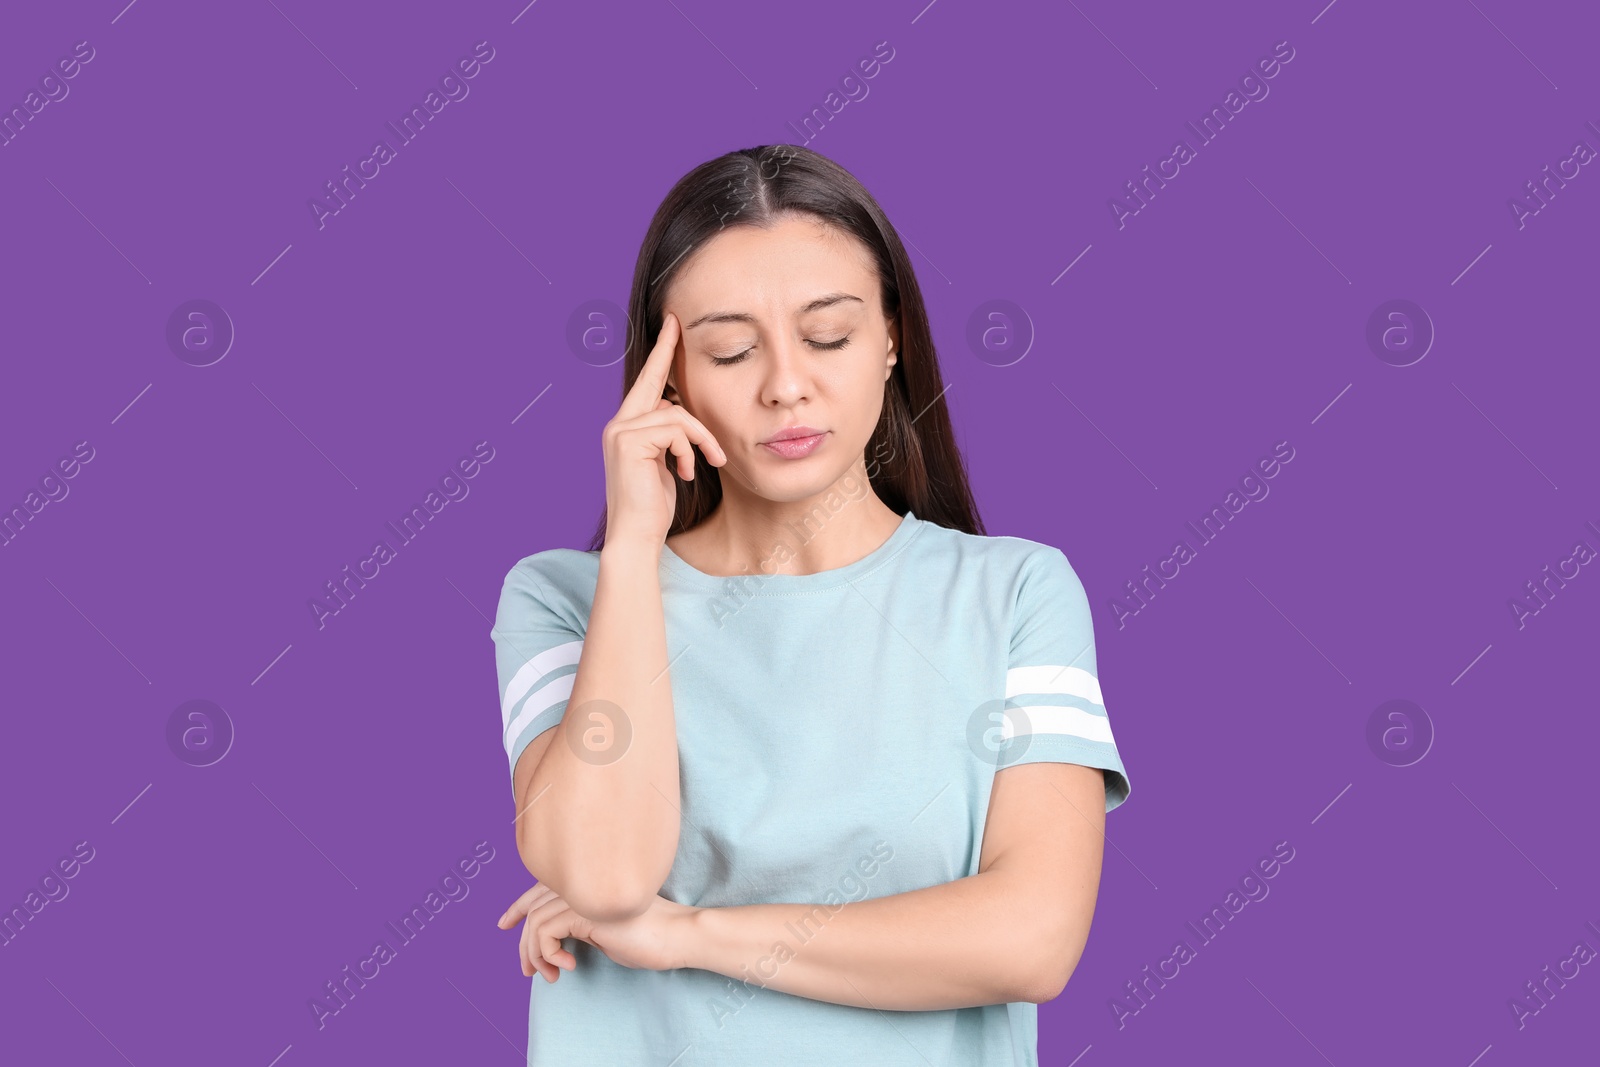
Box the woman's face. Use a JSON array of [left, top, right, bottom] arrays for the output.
[[662, 212, 899, 505]]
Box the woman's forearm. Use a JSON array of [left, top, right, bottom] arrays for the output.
[[520, 542, 681, 921], [681, 869, 1067, 1010]]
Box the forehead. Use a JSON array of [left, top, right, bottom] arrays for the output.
[[666, 214, 879, 317]]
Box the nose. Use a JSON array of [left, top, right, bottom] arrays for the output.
[[758, 333, 813, 408]]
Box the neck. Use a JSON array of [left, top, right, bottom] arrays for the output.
[[676, 462, 902, 578]]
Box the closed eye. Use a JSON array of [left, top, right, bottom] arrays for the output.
[[710, 335, 853, 367]]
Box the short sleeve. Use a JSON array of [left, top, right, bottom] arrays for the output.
[[1001, 547, 1131, 813], [491, 558, 585, 782]]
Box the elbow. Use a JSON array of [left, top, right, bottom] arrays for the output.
[[515, 822, 671, 921], [516, 837, 661, 922], [558, 877, 659, 923], [1019, 962, 1073, 1005], [514, 845, 658, 920], [1015, 923, 1086, 1004]]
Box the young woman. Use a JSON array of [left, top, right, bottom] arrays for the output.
[[489, 143, 1131, 1066]]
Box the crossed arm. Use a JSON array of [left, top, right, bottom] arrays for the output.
[[684, 760, 1108, 1008], [505, 737, 1109, 1011]]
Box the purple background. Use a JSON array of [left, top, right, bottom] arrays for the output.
[[2, 0, 1596, 1063]]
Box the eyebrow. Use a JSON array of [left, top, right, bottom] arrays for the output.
[[681, 292, 864, 331]]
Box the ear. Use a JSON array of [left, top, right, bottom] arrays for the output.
[[664, 342, 684, 404], [885, 316, 900, 379]]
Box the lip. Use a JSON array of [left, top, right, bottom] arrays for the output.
[[763, 425, 826, 443], [760, 427, 828, 459]]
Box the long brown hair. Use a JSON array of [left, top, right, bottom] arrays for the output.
[[585, 143, 985, 550]]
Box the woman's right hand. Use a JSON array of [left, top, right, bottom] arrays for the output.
[[601, 311, 727, 549]]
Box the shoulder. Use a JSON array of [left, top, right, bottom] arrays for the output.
[[502, 546, 600, 586], [911, 519, 1079, 591], [910, 523, 1093, 643], [493, 547, 600, 633]]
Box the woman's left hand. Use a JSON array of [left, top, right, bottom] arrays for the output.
[[496, 884, 700, 982]]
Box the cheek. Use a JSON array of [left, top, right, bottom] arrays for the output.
[[679, 379, 742, 442], [832, 368, 887, 442]]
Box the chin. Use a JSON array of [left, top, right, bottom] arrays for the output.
[[753, 465, 861, 504]]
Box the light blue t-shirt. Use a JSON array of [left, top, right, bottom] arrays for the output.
[[490, 509, 1131, 1067]]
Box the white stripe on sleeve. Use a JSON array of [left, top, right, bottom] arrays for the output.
[[503, 673, 577, 756], [500, 639, 583, 739], [999, 704, 1117, 745], [1005, 664, 1103, 705]]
